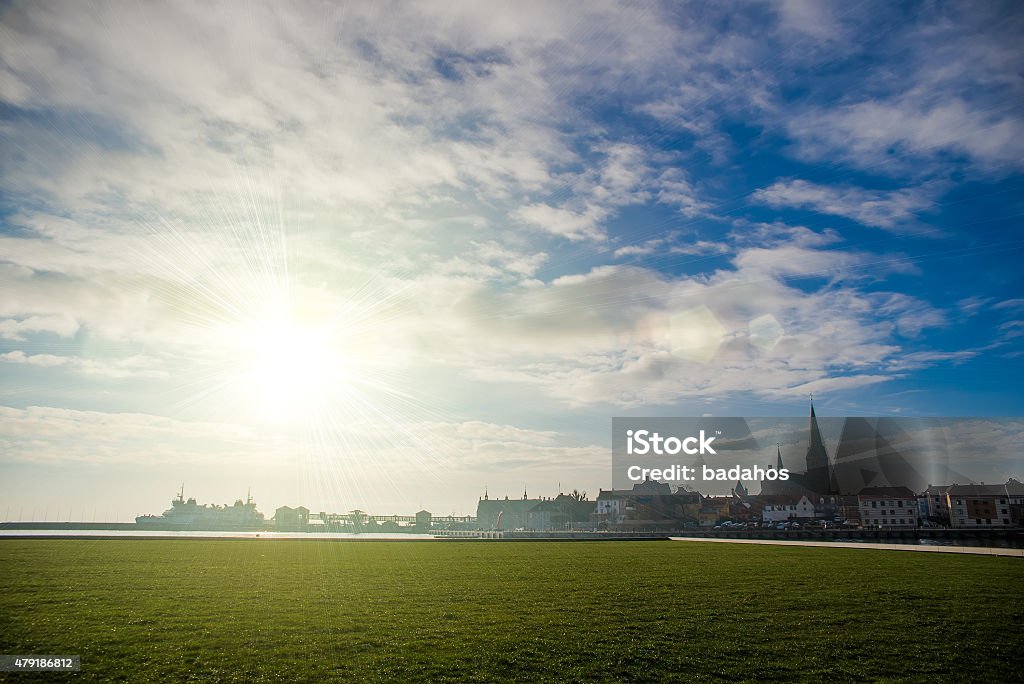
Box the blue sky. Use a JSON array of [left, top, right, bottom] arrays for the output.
[[0, 1, 1022, 517]]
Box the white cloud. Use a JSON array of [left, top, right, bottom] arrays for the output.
[[612, 235, 727, 259], [887, 350, 977, 371], [877, 293, 947, 337], [776, 0, 838, 39], [753, 180, 937, 231], [0, 314, 80, 341], [0, 405, 265, 465], [0, 2, 697, 231], [656, 168, 711, 218], [403, 233, 941, 407], [516, 143, 708, 241], [777, 5, 1024, 177], [1, 350, 69, 367], [789, 98, 1024, 173], [516, 204, 607, 242], [1, 350, 168, 378]]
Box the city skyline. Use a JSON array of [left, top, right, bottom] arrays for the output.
[[2, 2, 1023, 518]]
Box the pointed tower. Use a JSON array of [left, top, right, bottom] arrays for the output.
[[760, 445, 785, 496], [804, 398, 834, 495]]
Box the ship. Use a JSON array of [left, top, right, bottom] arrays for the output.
[[135, 485, 267, 530]]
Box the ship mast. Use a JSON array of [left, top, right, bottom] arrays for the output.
[[177, 483, 184, 503]]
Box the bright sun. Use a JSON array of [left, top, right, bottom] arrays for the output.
[[232, 307, 352, 423]]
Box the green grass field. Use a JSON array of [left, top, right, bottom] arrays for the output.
[[0, 540, 1021, 682]]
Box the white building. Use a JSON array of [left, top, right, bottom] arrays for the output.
[[761, 495, 815, 523], [594, 492, 628, 525], [858, 487, 917, 529]]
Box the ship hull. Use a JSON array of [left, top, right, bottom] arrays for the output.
[[133, 522, 270, 531]]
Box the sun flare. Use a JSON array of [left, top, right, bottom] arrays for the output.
[[230, 306, 353, 423]]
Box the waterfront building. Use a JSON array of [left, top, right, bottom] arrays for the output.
[[476, 489, 594, 531], [594, 480, 700, 529], [945, 483, 1014, 528], [921, 484, 953, 525], [759, 495, 815, 523], [858, 486, 917, 529], [415, 510, 432, 533], [475, 489, 539, 530], [273, 505, 310, 531], [836, 494, 861, 525], [1006, 479, 1024, 526], [699, 495, 732, 523]]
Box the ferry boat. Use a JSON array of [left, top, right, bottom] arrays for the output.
[[135, 486, 267, 530]]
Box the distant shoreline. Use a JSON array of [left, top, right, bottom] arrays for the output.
[[2, 525, 1023, 549]]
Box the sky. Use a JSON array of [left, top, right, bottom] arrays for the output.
[[1, 1, 1022, 519]]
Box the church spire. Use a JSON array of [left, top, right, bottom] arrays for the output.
[[805, 396, 833, 494], [808, 397, 825, 452], [776, 444, 784, 470]]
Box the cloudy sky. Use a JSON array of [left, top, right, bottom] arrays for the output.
[[1, 1, 1022, 519]]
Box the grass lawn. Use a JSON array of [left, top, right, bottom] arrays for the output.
[[0, 539, 1021, 682]]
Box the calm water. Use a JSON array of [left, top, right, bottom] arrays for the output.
[[0, 529, 1020, 548], [0, 530, 436, 540]]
